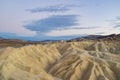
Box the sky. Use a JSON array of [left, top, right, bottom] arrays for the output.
[[0, 0, 120, 41]]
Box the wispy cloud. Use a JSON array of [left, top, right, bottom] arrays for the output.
[[70, 26, 98, 29], [45, 27, 119, 37], [116, 16, 120, 20], [24, 15, 79, 32], [114, 24, 120, 28], [112, 16, 120, 28], [27, 5, 81, 13]]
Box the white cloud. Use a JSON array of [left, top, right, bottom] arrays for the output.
[[0, 25, 37, 37], [45, 26, 120, 36]]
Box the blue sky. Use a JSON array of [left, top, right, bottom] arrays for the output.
[[0, 0, 120, 41]]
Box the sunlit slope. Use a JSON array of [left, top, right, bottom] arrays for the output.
[[0, 40, 120, 80], [0, 45, 61, 80]]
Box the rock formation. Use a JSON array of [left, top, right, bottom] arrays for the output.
[[0, 34, 120, 80]]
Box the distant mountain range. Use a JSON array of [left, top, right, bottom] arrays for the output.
[[69, 34, 120, 41], [0, 34, 120, 47]]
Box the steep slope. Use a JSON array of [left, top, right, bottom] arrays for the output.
[[0, 40, 120, 80]]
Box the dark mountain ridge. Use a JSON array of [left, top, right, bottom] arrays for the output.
[[69, 34, 120, 41]]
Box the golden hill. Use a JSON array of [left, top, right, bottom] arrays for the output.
[[0, 39, 120, 80]]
